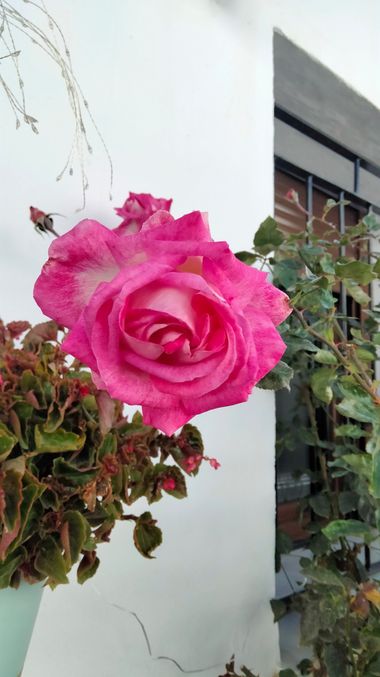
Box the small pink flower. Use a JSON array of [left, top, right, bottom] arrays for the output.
[[114, 192, 172, 235], [162, 477, 176, 491], [183, 455, 202, 473], [208, 457, 221, 470]]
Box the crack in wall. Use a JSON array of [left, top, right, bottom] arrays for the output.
[[91, 584, 222, 674]]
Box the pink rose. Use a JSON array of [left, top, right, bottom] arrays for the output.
[[114, 192, 172, 235], [34, 210, 290, 435]]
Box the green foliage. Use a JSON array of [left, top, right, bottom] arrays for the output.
[[243, 202, 380, 675], [0, 321, 207, 589], [257, 361, 294, 391]]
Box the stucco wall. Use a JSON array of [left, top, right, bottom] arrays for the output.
[[0, 1, 378, 676]]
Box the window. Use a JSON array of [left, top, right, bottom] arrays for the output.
[[273, 33, 380, 547]]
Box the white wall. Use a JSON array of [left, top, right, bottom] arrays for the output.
[[0, 1, 379, 676]]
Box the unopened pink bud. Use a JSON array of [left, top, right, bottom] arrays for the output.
[[209, 458, 221, 470]]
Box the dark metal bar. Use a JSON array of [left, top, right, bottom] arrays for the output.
[[365, 544, 371, 571], [339, 191, 348, 337], [306, 175, 313, 220], [275, 106, 380, 181], [354, 158, 361, 193], [275, 157, 380, 213]]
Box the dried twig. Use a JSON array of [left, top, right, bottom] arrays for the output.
[[0, 0, 113, 208]]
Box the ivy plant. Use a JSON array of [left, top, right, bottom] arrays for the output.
[[239, 198, 380, 676]]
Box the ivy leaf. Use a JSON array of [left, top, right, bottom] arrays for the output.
[[270, 598, 287, 622], [363, 212, 380, 231], [337, 392, 380, 424], [311, 367, 335, 404], [345, 281, 371, 306], [335, 424, 367, 439], [253, 216, 284, 255], [133, 512, 162, 559], [309, 493, 331, 518], [370, 426, 380, 499], [235, 251, 257, 265], [301, 564, 346, 589], [322, 519, 373, 542], [256, 361, 294, 391], [336, 261, 376, 285], [273, 259, 302, 289], [337, 383, 380, 424], [35, 536, 69, 586], [0, 422, 17, 462], [34, 425, 86, 453], [284, 336, 318, 358], [338, 491, 359, 515], [338, 454, 372, 480], [324, 643, 350, 677], [314, 349, 338, 365]]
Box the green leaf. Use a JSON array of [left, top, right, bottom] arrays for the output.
[[371, 427, 380, 499], [52, 458, 98, 487], [253, 216, 284, 255], [300, 288, 336, 312], [301, 564, 345, 589], [256, 361, 294, 391], [273, 259, 302, 289], [345, 281, 371, 305], [285, 335, 318, 358], [336, 260, 376, 285], [270, 598, 287, 622], [309, 493, 331, 518], [324, 643, 349, 677], [77, 551, 100, 585], [338, 491, 359, 515], [97, 433, 117, 461], [357, 347, 376, 362], [311, 367, 335, 404], [1, 470, 23, 532], [335, 424, 367, 439], [336, 385, 380, 424], [314, 349, 338, 365], [309, 532, 330, 555], [339, 454, 372, 480], [62, 511, 89, 566], [0, 548, 26, 589], [44, 402, 65, 433], [279, 671, 298, 677], [34, 536, 69, 586], [0, 422, 17, 462], [34, 425, 86, 453], [133, 512, 162, 559], [235, 251, 257, 265], [322, 519, 373, 542], [363, 212, 380, 231]]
